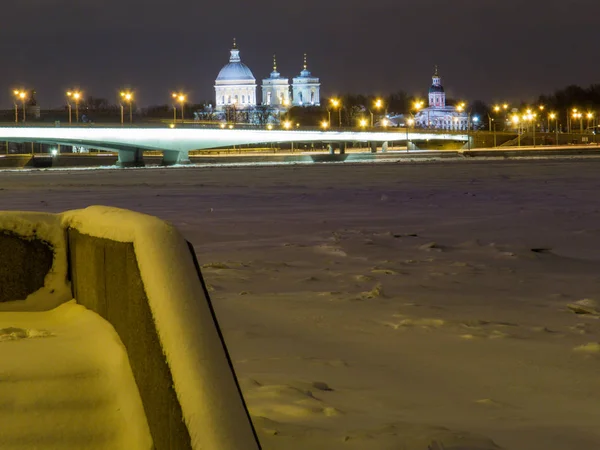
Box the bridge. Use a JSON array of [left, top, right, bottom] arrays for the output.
[[0, 125, 469, 166]]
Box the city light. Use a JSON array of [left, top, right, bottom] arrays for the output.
[[321, 121, 329, 129], [413, 100, 424, 111], [359, 118, 367, 128], [267, 124, 273, 130], [13, 89, 27, 122], [171, 92, 186, 122], [120, 91, 134, 124], [456, 102, 466, 112], [283, 120, 292, 129], [66, 90, 82, 123]]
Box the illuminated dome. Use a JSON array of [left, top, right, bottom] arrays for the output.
[[216, 43, 255, 82], [214, 39, 257, 111]]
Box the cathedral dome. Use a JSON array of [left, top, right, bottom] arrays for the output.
[[429, 84, 445, 93], [215, 45, 255, 82]]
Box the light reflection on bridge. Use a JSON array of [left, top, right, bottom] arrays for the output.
[[0, 125, 469, 166]]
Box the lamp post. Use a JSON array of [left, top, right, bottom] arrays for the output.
[[512, 115, 520, 146], [14, 90, 27, 122], [587, 112, 594, 132], [172, 92, 186, 123], [120, 91, 133, 124], [330, 98, 341, 127], [370, 98, 383, 127], [66, 90, 82, 123]]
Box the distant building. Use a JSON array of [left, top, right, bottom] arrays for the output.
[[261, 55, 290, 110], [414, 66, 468, 130], [291, 54, 321, 107], [214, 39, 257, 111]]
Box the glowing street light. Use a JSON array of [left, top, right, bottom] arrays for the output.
[[370, 98, 383, 127], [359, 118, 368, 129], [330, 98, 342, 127], [13, 89, 27, 122], [283, 120, 292, 130], [171, 92, 186, 123], [512, 115, 521, 146], [456, 102, 466, 113], [267, 124, 273, 130], [120, 91, 133, 124], [66, 90, 82, 124], [321, 121, 329, 130], [572, 110, 583, 133]]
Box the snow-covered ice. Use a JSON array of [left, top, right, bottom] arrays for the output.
[[1, 159, 599, 449]]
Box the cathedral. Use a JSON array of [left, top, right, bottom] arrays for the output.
[[214, 40, 320, 114], [413, 66, 468, 130]]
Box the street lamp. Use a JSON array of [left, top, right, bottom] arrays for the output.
[[66, 90, 82, 123], [370, 98, 383, 127], [572, 110, 583, 133], [587, 112, 594, 132], [13, 90, 27, 122], [171, 92, 186, 123], [120, 91, 133, 124], [512, 115, 521, 146], [359, 118, 367, 129], [321, 121, 329, 130], [283, 120, 292, 129], [330, 98, 342, 127]]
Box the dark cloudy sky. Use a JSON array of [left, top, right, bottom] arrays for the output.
[[1, 0, 598, 108]]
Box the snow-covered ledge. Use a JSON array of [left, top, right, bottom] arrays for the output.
[[0, 207, 260, 450]]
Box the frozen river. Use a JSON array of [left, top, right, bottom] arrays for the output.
[[1, 158, 599, 450]]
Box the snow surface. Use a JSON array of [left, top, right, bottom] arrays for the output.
[[0, 301, 152, 449], [1, 159, 600, 449]]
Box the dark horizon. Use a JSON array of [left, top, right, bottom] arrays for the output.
[[1, 0, 598, 109]]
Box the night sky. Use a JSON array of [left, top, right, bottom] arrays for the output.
[[2, 0, 598, 108]]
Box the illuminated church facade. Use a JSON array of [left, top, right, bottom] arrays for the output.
[[413, 66, 468, 130], [214, 40, 320, 113]]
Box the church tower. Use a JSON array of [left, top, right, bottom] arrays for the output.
[[261, 54, 290, 109], [292, 54, 320, 107], [428, 65, 446, 108]]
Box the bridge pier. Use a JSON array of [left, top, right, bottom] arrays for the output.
[[370, 142, 377, 153], [382, 141, 388, 152], [339, 142, 346, 154], [116, 149, 145, 167], [162, 150, 190, 166]]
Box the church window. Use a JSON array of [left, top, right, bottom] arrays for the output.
[[310, 92, 315, 104], [242, 95, 245, 104], [267, 92, 272, 105]]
